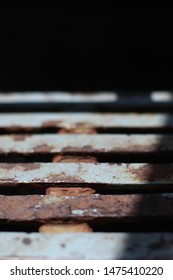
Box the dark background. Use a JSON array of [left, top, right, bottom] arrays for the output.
[[0, 7, 172, 91]]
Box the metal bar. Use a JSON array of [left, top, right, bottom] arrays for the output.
[[0, 163, 173, 185], [0, 92, 117, 103], [0, 113, 172, 130], [0, 91, 172, 104], [0, 194, 173, 222], [0, 232, 173, 260], [0, 134, 172, 154]]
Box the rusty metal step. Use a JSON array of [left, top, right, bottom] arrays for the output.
[[0, 194, 173, 223], [0, 91, 173, 260], [0, 163, 173, 188], [0, 134, 173, 154]]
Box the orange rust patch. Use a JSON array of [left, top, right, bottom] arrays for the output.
[[42, 120, 63, 127], [58, 126, 97, 134], [52, 155, 97, 163], [46, 187, 95, 196], [39, 223, 92, 233]]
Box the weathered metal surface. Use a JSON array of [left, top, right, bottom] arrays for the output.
[[0, 113, 172, 130], [39, 223, 92, 233], [0, 92, 172, 261], [0, 194, 173, 222], [1, 232, 173, 259], [0, 134, 173, 154], [0, 163, 173, 186], [0, 92, 117, 103]]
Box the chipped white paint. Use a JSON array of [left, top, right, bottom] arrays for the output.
[[71, 210, 87, 215], [0, 163, 173, 185], [1, 134, 173, 154], [91, 209, 98, 213], [0, 113, 170, 128]]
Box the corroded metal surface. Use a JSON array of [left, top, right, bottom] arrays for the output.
[[0, 163, 173, 185], [1, 232, 173, 259], [0, 194, 173, 222], [0, 92, 173, 260], [0, 113, 172, 130], [0, 134, 173, 154]]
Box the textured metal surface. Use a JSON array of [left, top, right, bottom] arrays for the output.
[[0, 113, 172, 130], [0, 91, 173, 260], [1, 232, 173, 259], [0, 134, 173, 154], [0, 163, 173, 186], [0, 194, 173, 222]]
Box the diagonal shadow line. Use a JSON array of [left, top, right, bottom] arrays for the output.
[[118, 93, 173, 260]]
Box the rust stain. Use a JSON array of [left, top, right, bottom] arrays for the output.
[[62, 145, 93, 153], [49, 173, 85, 183], [21, 163, 41, 171], [42, 120, 63, 127], [0, 163, 40, 171], [129, 164, 173, 182], [129, 165, 152, 181], [0, 163, 15, 170], [58, 125, 97, 134], [33, 144, 53, 153], [46, 187, 96, 196], [12, 134, 31, 141], [126, 144, 159, 152], [52, 155, 97, 163]]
